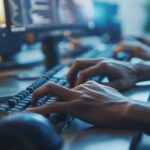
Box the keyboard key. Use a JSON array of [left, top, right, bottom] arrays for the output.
[[11, 108, 20, 112], [18, 103, 27, 108], [0, 107, 7, 111], [15, 105, 24, 110], [45, 101, 53, 105], [0, 104, 9, 111], [8, 99, 18, 108]]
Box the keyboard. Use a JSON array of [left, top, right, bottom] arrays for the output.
[[79, 44, 115, 59], [0, 64, 105, 132], [79, 44, 130, 61], [0, 45, 116, 132], [0, 65, 73, 132]]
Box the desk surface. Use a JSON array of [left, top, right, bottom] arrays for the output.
[[0, 71, 150, 150], [62, 85, 150, 150]]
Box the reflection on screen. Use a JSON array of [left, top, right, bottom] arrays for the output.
[[0, 0, 6, 28], [58, 0, 94, 25], [8, 0, 94, 32], [8, 0, 54, 31]]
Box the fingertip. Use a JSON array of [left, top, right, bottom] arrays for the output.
[[68, 80, 75, 88], [30, 97, 37, 106], [25, 107, 45, 115], [67, 76, 76, 88], [31, 90, 40, 105], [67, 75, 75, 88]]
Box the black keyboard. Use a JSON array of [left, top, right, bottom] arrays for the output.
[[79, 44, 115, 59], [0, 65, 73, 132]]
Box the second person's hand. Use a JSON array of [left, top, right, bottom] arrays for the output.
[[67, 58, 139, 91]]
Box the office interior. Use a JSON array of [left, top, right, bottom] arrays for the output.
[[0, 0, 150, 150]]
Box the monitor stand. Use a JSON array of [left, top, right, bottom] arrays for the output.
[[0, 36, 61, 73], [42, 36, 61, 70], [0, 33, 44, 71]]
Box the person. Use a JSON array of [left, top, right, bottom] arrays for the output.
[[27, 37, 150, 134]]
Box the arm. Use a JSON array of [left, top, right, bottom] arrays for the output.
[[26, 81, 150, 134], [126, 100, 150, 134], [113, 40, 150, 60]]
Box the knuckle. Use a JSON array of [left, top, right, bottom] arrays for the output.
[[75, 59, 82, 65], [32, 90, 40, 100], [45, 83, 54, 88], [77, 84, 86, 90], [86, 80, 96, 84]]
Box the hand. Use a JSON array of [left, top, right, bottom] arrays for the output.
[[113, 40, 150, 60], [27, 81, 131, 128], [67, 58, 139, 91], [135, 37, 150, 46]]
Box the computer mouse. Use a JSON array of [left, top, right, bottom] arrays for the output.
[[0, 113, 62, 150]]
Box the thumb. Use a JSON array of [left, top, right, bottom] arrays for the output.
[[26, 102, 70, 115]]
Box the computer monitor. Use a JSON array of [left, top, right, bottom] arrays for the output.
[[0, 0, 6, 29], [0, 0, 95, 66], [0, 0, 24, 61], [7, 0, 94, 32]]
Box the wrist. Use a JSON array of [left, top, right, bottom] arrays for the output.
[[124, 101, 150, 133]]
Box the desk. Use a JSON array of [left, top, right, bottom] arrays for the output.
[[62, 85, 150, 150], [0, 65, 44, 98], [0, 70, 150, 150]]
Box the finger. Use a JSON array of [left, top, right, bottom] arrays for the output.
[[26, 102, 70, 115], [67, 59, 100, 87], [113, 44, 133, 56], [75, 60, 116, 86], [75, 65, 100, 85], [31, 83, 75, 104]]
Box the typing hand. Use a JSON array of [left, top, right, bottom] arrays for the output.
[[67, 58, 139, 91], [27, 81, 131, 128], [113, 40, 150, 60]]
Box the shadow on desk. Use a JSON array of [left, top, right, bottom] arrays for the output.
[[63, 119, 133, 150]]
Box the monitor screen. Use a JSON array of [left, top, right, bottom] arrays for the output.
[[0, 0, 6, 29], [58, 0, 94, 25], [8, 0, 94, 32]]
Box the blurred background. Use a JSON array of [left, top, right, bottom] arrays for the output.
[[0, 0, 150, 71], [106, 0, 150, 36]]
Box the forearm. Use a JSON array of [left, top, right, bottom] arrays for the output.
[[125, 101, 150, 134], [135, 61, 150, 81]]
